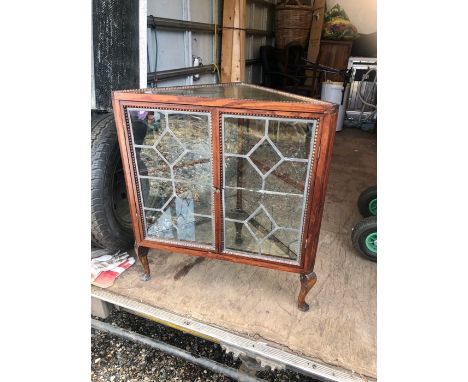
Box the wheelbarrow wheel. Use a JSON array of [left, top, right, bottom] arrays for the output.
[[351, 216, 377, 262], [357, 186, 377, 217]]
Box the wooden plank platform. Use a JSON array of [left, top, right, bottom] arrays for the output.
[[104, 128, 377, 378]]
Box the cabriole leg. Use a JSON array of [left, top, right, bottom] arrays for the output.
[[134, 243, 150, 281], [297, 271, 317, 312]]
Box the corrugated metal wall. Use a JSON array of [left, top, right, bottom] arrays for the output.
[[245, 0, 275, 84], [147, 0, 275, 87]]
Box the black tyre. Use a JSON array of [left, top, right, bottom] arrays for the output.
[[351, 216, 377, 262], [91, 113, 134, 250], [357, 185, 377, 217]]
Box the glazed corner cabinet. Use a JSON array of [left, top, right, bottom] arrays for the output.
[[112, 83, 338, 311]]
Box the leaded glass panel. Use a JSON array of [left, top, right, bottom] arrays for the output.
[[128, 108, 215, 249], [222, 115, 317, 263]]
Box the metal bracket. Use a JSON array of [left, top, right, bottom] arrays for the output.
[[192, 56, 203, 81], [221, 343, 285, 371]]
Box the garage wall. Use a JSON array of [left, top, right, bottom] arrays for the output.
[[147, 0, 218, 87], [146, 0, 275, 87], [245, 0, 275, 84], [326, 0, 376, 34], [142, 0, 375, 89]]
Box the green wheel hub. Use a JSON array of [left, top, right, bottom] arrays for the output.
[[365, 232, 377, 254], [368, 198, 377, 215]]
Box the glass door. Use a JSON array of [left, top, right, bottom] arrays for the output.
[[126, 107, 215, 250], [221, 114, 318, 264]]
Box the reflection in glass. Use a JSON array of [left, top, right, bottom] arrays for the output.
[[174, 182, 212, 216], [151, 83, 321, 103], [224, 157, 262, 190], [135, 147, 171, 178], [174, 152, 211, 184], [224, 220, 259, 254], [145, 210, 175, 238], [261, 229, 300, 259], [141, 179, 173, 210], [268, 120, 311, 159], [224, 189, 304, 231], [130, 110, 165, 146], [246, 207, 275, 240], [224, 117, 264, 155], [128, 108, 214, 248], [264, 161, 308, 194], [169, 114, 209, 148], [261, 193, 303, 229], [249, 139, 281, 174], [155, 131, 185, 164], [144, 201, 213, 247], [224, 188, 261, 221], [222, 116, 317, 262]]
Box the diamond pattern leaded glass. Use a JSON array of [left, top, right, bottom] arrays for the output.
[[222, 115, 317, 263], [155, 130, 185, 164], [249, 139, 282, 175], [128, 109, 214, 249]]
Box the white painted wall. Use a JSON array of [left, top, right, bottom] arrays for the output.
[[326, 0, 376, 35]]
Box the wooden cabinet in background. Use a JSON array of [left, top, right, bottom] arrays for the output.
[[317, 40, 353, 82]]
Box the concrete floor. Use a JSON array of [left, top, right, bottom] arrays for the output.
[[104, 128, 377, 379]]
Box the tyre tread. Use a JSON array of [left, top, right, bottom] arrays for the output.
[[357, 186, 377, 217], [91, 113, 133, 250], [351, 216, 377, 262]]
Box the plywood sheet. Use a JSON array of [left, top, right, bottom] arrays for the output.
[[107, 128, 377, 378]]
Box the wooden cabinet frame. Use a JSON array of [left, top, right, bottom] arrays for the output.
[[112, 83, 337, 311]]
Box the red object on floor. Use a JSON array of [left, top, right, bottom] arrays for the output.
[[92, 257, 135, 288]]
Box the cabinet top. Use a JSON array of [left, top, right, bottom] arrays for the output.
[[113, 83, 337, 114]]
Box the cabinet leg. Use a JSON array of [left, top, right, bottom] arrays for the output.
[[297, 271, 317, 312], [134, 243, 150, 281]]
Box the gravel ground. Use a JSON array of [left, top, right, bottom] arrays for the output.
[[92, 310, 321, 382]]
